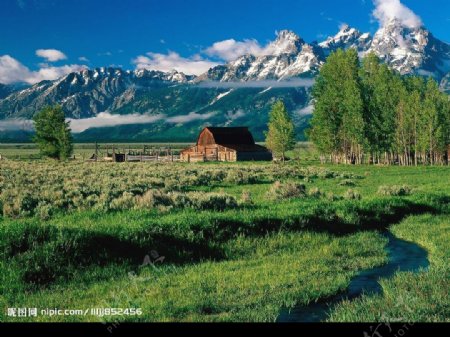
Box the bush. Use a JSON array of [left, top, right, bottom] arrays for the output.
[[137, 190, 172, 209], [377, 185, 412, 196], [110, 192, 136, 210], [188, 192, 238, 211], [338, 179, 356, 187], [267, 181, 306, 200], [325, 192, 343, 201], [307, 187, 323, 198], [343, 189, 361, 200], [225, 170, 258, 185], [36, 202, 55, 220], [240, 190, 253, 205]]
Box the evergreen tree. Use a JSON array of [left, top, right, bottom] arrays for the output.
[[265, 100, 296, 162], [33, 105, 73, 160]]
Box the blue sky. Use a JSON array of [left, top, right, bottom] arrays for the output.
[[0, 0, 449, 84]]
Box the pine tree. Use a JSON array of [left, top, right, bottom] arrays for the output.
[[265, 100, 296, 162], [33, 105, 73, 160]]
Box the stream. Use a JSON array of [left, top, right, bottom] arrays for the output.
[[277, 232, 429, 322]]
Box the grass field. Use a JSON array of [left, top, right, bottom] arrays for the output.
[[0, 143, 449, 322]]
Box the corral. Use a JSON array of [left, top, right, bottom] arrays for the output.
[[88, 143, 179, 162]]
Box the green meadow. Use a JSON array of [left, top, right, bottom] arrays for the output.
[[0, 144, 449, 322]]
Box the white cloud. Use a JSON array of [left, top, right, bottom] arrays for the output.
[[67, 112, 165, 132], [70, 111, 215, 132], [2, 111, 216, 133], [0, 55, 32, 84], [205, 39, 265, 61], [78, 56, 89, 62], [31, 64, 86, 83], [372, 0, 422, 28], [36, 49, 67, 62], [133, 52, 219, 76], [296, 104, 314, 116], [0, 55, 86, 84], [166, 111, 215, 123], [0, 118, 33, 132]]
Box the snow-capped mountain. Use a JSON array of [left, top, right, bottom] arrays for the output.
[[368, 18, 450, 77], [0, 67, 194, 119], [319, 24, 372, 56], [197, 30, 323, 82], [0, 20, 448, 141]]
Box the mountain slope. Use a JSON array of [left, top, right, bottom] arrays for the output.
[[319, 25, 372, 57], [0, 68, 194, 119], [197, 30, 323, 82]]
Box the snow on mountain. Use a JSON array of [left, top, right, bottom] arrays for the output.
[[369, 18, 450, 77], [319, 24, 372, 56], [198, 30, 321, 82], [1, 21, 449, 122], [264, 30, 305, 55], [0, 67, 194, 119]]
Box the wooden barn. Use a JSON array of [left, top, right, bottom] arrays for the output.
[[180, 127, 272, 162]]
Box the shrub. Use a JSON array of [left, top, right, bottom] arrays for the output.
[[377, 185, 412, 196], [137, 190, 172, 209], [110, 192, 136, 210], [338, 179, 356, 187], [267, 181, 306, 200], [343, 189, 361, 200], [225, 170, 258, 185], [36, 202, 55, 220], [164, 178, 182, 191], [308, 187, 323, 198], [325, 192, 343, 201], [188, 192, 238, 211], [240, 190, 253, 205]]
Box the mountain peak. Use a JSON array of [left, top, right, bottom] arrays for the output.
[[266, 30, 304, 55], [319, 25, 370, 55], [369, 18, 447, 75]]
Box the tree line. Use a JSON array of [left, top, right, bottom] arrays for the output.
[[308, 49, 450, 165]]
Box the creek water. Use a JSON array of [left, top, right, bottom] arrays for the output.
[[277, 232, 429, 322]]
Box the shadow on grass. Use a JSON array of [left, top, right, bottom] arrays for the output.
[[2, 194, 448, 289]]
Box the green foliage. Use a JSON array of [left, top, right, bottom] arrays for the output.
[[309, 49, 365, 164], [33, 105, 73, 160], [310, 50, 450, 165], [265, 100, 296, 161]]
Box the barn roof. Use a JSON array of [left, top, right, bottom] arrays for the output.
[[219, 144, 269, 152], [199, 127, 255, 145]]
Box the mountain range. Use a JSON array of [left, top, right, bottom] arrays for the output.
[[0, 18, 449, 142]]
